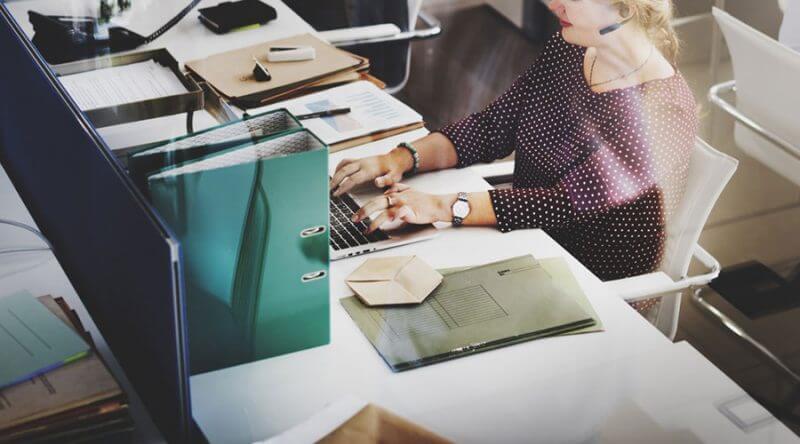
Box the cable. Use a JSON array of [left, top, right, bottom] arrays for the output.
[[0, 218, 52, 255]]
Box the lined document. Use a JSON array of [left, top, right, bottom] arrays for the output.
[[257, 81, 422, 145], [60, 60, 188, 110]]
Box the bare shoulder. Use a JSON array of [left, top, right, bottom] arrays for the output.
[[640, 50, 677, 83]]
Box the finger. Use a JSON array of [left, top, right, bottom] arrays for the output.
[[334, 169, 369, 197], [367, 209, 394, 234], [386, 193, 405, 207], [374, 170, 403, 188], [330, 162, 360, 191], [384, 183, 411, 194], [396, 205, 416, 223], [353, 195, 390, 222], [334, 158, 354, 172], [330, 159, 355, 188]]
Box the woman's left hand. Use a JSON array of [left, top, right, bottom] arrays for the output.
[[352, 184, 454, 233]]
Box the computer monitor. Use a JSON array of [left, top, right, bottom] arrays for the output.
[[0, 7, 193, 443]]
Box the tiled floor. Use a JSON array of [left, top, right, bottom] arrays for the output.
[[397, 2, 800, 435]]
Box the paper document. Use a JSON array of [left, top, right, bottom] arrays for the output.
[[0, 296, 122, 432], [342, 255, 597, 371], [0, 292, 89, 390], [59, 60, 188, 111], [258, 81, 422, 145]]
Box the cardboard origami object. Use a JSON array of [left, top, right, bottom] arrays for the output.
[[345, 256, 443, 306]]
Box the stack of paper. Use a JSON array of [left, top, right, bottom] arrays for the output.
[[59, 60, 188, 111], [0, 295, 132, 443], [186, 33, 374, 109]]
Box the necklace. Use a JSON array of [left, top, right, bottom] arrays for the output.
[[589, 45, 655, 88]]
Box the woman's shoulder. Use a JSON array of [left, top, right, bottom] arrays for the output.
[[648, 71, 697, 114]]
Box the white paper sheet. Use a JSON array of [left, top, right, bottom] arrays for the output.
[[252, 81, 423, 145], [59, 60, 188, 110]]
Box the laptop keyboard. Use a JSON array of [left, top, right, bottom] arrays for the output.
[[330, 193, 389, 251]]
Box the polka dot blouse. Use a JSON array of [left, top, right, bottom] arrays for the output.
[[438, 33, 699, 281]]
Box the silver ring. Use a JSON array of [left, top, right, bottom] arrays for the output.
[[386, 195, 394, 207]]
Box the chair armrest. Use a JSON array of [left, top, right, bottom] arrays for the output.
[[605, 245, 721, 301], [321, 11, 442, 47], [319, 24, 402, 45], [709, 80, 800, 161]]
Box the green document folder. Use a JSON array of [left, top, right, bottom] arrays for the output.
[[441, 257, 604, 336], [0, 291, 89, 389], [127, 108, 302, 195], [148, 130, 329, 374], [341, 255, 597, 371]]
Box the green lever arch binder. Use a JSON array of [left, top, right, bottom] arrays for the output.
[[148, 130, 329, 374], [127, 108, 302, 196]]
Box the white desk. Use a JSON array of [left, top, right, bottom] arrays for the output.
[[186, 131, 793, 443], [1, 2, 797, 443]]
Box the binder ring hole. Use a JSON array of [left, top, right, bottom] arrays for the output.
[[300, 226, 326, 238], [301, 270, 327, 283]]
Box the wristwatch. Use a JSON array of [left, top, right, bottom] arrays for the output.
[[451, 192, 470, 227]]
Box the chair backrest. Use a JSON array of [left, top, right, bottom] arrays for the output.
[[713, 7, 800, 186], [661, 138, 738, 280]]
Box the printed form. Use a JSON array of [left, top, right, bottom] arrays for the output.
[[59, 60, 188, 111]]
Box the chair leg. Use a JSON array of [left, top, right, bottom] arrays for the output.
[[691, 287, 800, 386]]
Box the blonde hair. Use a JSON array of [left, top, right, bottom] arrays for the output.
[[612, 0, 681, 65]]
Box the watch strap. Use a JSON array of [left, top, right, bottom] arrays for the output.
[[452, 192, 469, 227]]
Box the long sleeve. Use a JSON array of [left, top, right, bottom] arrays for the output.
[[437, 68, 534, 167], [434, 34, 570, 169], [489, 139, 655, 232], [488, 97, 696, 234]]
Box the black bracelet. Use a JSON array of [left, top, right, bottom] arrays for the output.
[[397, 142, 419, 176]]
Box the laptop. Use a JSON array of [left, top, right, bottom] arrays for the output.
[[329, 189, 438, 260]]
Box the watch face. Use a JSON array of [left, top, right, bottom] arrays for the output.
[[453, 200, 470, 218]]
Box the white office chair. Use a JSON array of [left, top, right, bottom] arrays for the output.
[[604, 138, 738, 339], [709, 7, 800, 187], [317, 0, 441, 94], [473, 137, 738, 339]]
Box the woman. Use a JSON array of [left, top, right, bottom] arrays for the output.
[[330, 0, 698, 310]]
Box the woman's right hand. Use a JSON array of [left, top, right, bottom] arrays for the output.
[[329, 149, 412, 197]]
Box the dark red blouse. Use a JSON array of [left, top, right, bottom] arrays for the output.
[[439, 33, 698, 281]]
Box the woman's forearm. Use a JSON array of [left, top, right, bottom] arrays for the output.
[[435, 192, 498, 226], [385, 132, 459, 175]]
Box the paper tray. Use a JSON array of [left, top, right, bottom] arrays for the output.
[[53, 49, 204, 128]]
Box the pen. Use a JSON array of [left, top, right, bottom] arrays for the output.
[[296, 107, 352, 120]]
